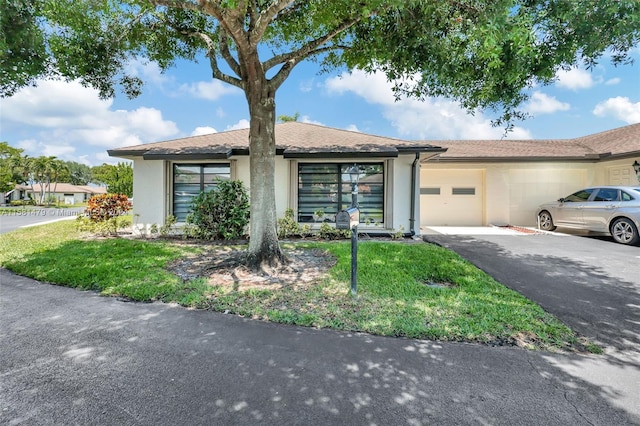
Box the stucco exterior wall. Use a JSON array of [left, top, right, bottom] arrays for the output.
[[595, 157, 640, 185], [392, 154, 418, 234], [132, 158, 166, 232]]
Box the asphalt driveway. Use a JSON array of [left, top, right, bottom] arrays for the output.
[[423, 230, 640, 352], [1, 269, 639, 425]]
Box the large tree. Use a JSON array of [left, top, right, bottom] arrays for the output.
[[1, 0, 638, 267], [0, 142, 24, 194], [91, 162, 133, 197], [64, 161, 93, 186]]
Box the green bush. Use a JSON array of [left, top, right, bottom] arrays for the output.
[[10, 199, 35, 206], [76, 215, 132, 236], [277, 208, 311, 238], [318, 222, 351, 240], [186, 179, 249, 240]]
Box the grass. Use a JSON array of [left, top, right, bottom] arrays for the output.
[[0, 220, 207, 305], [0, 222, 591, 352]]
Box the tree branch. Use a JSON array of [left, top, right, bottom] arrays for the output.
[[251, 0, 294, 43], [219, 30, 242, 77], [269, 45, 344, 89], [188, 30, 244, 89]]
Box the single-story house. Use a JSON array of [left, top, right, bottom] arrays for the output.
[[419, 123, 640, 227], [108, 121, 640, 234], [108, 122, 446, 235], [6, 183, 107, 205]]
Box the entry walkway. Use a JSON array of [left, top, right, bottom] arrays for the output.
[[422, 225, 549, 236]]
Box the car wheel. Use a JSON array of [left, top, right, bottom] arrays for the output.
[[610, 218, 640, 245], [538, 210, 556, 231]]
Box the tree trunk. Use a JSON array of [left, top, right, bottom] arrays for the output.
[[244, 75, 286, 269]]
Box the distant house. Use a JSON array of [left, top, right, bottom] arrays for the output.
[[6, 183, 107, 205], [107, 121, 640, 234]]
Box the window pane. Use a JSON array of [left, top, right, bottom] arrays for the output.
[[173, 163, 230, 221], [452, 188, 476, 195], [593, 188, 618, 202], [298, 163, 383, 224], [565, 189, 594, 202]]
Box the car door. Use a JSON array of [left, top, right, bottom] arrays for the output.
[[554, 188, 595, 227], [581, 188, 621, 231]]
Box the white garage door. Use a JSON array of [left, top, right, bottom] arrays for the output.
[[420, 169, 484, 226]]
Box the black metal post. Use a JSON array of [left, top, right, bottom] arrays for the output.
[[351, 180, 358, 296]]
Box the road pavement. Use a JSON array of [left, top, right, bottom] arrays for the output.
[[1, 268, 638, 425], [0, 208, 83, 233]]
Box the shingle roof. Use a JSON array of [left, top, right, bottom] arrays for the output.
[[108, 122, 445, 159], [16, 183, 107, 194], [424, 123, 640, 162]]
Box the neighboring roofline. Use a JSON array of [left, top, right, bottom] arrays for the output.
[[425, 150, 640, 164]]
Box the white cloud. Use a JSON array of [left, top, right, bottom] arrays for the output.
[[299, 79, 315, 93], [300, 115, 324, 125], [555, 68, 595, 91], [325, 70, 532, 140], [524, 92, 570, 115], [593, 97, 640, 124], [191, 126, 218, 136], [605, 77, 621, 86], [180, 80, 241, 100], [225, 119, 250, 130], [345, 124, 361, 132], [124, 59, 171, 87], [1, 79, 180, 165]]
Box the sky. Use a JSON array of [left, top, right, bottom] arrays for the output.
[[1, 47, 639, 166]]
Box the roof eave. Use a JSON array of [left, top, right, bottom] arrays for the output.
[[283, 150, 398, 159]]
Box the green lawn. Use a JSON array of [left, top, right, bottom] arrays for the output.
[[0, 220, 595, 352]]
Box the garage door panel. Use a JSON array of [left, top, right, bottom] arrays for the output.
[[421, 169, 483, 226]]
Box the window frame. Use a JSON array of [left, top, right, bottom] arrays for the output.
[[172, 163, 231, 222], [297, 162, 385, 226]]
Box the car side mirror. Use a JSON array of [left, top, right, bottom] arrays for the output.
[[557, 197, 565, 203]]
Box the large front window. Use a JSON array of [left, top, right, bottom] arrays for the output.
[[297, 163, 384, 224], [173, 163, 230, 221]]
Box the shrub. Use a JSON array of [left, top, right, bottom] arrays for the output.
[[277, 208, 311, 238], [84, 194, 131, 222], [186, 179, 249, 240], [76, 215, 132, 236], [78, 194, 132, 235], [318, 222, 351, 240], [10, 199, 35, 206]]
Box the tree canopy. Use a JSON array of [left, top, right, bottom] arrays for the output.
[[91, 163, 133, 197], [2, 0, 638, 265]]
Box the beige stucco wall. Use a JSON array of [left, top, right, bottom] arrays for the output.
[[421, 161, 599, 227], [392, 154, 419, 234], [132, 158, 166, 233], [595, 157, 640, 186], [421, 157, 640, 227]]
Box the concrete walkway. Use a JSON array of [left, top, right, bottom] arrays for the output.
[[1, 268, 638, 425]]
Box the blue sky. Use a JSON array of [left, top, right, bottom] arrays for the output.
[[1, 48, 639, 166]]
